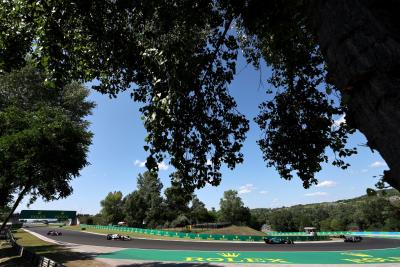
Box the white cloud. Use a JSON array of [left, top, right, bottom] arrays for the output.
[[361, 169, 368, 173], [134, 160, 169, 171], [305, 191, 328, 197], [370, 161, 387, 168], [259, 190, 268, 195], [134, 160, 146, 168], [315, 180, 337, 188], [206, 159, 212, 166], [272, 198, 279, 203], [333, 114, 346, 127], [238, 184, 255, 194], [158, 161, 169, 171]]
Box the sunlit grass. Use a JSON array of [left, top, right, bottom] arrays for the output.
[[9, 229, 108, 267]]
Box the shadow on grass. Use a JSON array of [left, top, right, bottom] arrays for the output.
[[0, 242, 31, 267], [116, 263, 223, 267], [0, 257, 32, 267], [2, 242, 107, 267], [25, 244, 105, 266]]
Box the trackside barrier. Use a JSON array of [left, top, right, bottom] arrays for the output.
[[7, 230, 64, 267], [264, 235, 330, 241], [352, 231, 400, 236], [265, 231, 400, 237], [80, 224, 266, 241], [266, 231, 353, 236]]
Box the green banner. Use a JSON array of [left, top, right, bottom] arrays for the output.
[[81, 224, 265, 241]]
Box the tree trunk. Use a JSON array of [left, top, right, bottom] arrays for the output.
[[310, 0, 400, 189], [0, 187, 28, 231]]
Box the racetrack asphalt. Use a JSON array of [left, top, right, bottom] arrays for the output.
[[27, 226, 400, 252]]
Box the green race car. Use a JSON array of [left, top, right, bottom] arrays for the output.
[[264, 237, 294, 244]]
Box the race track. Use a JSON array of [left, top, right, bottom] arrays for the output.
[[27, 226, 400, 252]]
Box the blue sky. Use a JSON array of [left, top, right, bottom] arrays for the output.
[[17, 56, 389, 214]]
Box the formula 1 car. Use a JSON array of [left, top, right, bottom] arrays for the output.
[[47, 230, 62, 236], [106, 233, 131, 241], [344, 236, 362, 242], [264, 237, 294, 244]]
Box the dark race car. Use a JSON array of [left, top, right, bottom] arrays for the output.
[[47, 230, 62, 236], [106, 233, 131, 241], [344, 236, 362, 242], [264, 237, 294, 244]]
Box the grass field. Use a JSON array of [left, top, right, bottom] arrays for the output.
[[0, 229, 108, 267]]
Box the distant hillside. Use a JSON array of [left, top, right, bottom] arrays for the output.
[[250, 189, 400, 232], [252, 189, 400, 212]]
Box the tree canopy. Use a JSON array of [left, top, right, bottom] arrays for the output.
[[218, 190, 251, 225], [253, 189, 400, 232], [1, 0, 398, 191], [100, 191, 125, 225], [0, 64, 93, 229]]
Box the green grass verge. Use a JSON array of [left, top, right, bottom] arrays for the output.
[[13, 229, 59, 254], [0, 230, 59, 267], [8, 229, 108, 267]]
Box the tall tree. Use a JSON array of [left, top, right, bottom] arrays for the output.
[[190, 196, 210, 224], [218, 190, 251, 225], [1, 1, 399, 190], [137, 171, 163, 228], [0, 64, 93, 230], [123, 191, 147, 227], [123, 171, 164, 228], [267, 209, 297, 232], [100, 191, 125, 225], [164, 181, 192, 223]]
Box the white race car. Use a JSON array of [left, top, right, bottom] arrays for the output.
[[106, 233, 131, 241], [344, 235, 362, 242]]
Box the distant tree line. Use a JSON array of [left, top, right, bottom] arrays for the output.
[[80, 171, 252, 229], [79, 177, 400, 232], [250, 190, 400, 232]]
